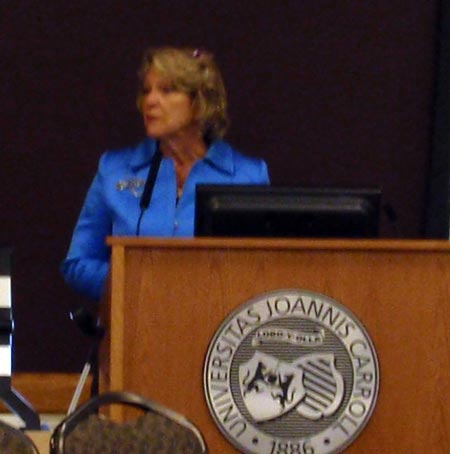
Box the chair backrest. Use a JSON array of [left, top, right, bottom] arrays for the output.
[[0, 419, 39, 454], [50, 391, 208, 453]]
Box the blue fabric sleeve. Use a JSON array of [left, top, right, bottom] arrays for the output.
[[61, 154, 112, 301]]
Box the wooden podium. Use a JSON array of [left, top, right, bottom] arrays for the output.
[[100, 237, 450, 453]]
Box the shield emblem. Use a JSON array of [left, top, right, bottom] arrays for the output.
[[293, 353, 345, 420], [239, 351, 305, 421]]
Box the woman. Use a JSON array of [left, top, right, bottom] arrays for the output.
[[61, 46, 270, 300]]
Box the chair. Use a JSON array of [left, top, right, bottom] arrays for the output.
[[50, 391, 208, 454], [0, 419, 39, 454]]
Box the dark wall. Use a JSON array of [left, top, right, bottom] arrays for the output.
[[0, 1, 440, 372]]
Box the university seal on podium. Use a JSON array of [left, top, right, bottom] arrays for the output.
[[203, 289, 379, 454]]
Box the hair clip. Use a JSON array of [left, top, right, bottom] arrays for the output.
[[193, 48, 212, 59]]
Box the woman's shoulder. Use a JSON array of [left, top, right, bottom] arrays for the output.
[[98, 138, 155, 171], [209, 140, 270, 183]]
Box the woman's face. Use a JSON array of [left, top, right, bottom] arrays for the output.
[[140, 67, 199, 141]]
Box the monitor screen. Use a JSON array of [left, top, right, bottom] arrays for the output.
[[195, 185, 382, 238]]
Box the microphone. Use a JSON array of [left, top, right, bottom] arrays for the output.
[[136, 149, 162, 235], [140, 150, 162, 210]]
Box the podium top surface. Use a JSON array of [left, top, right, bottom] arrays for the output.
[[107, 236, 450, 252]]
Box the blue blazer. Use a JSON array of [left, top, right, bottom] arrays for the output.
[[61, 138, 270, 300]]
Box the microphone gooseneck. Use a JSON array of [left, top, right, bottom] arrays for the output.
[[136, 149, 162, 235]]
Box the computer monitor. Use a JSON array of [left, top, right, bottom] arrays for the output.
[[194, 185, 382, 238]]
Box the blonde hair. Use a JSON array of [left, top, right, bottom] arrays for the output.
[[137, 46, 229, 141]]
